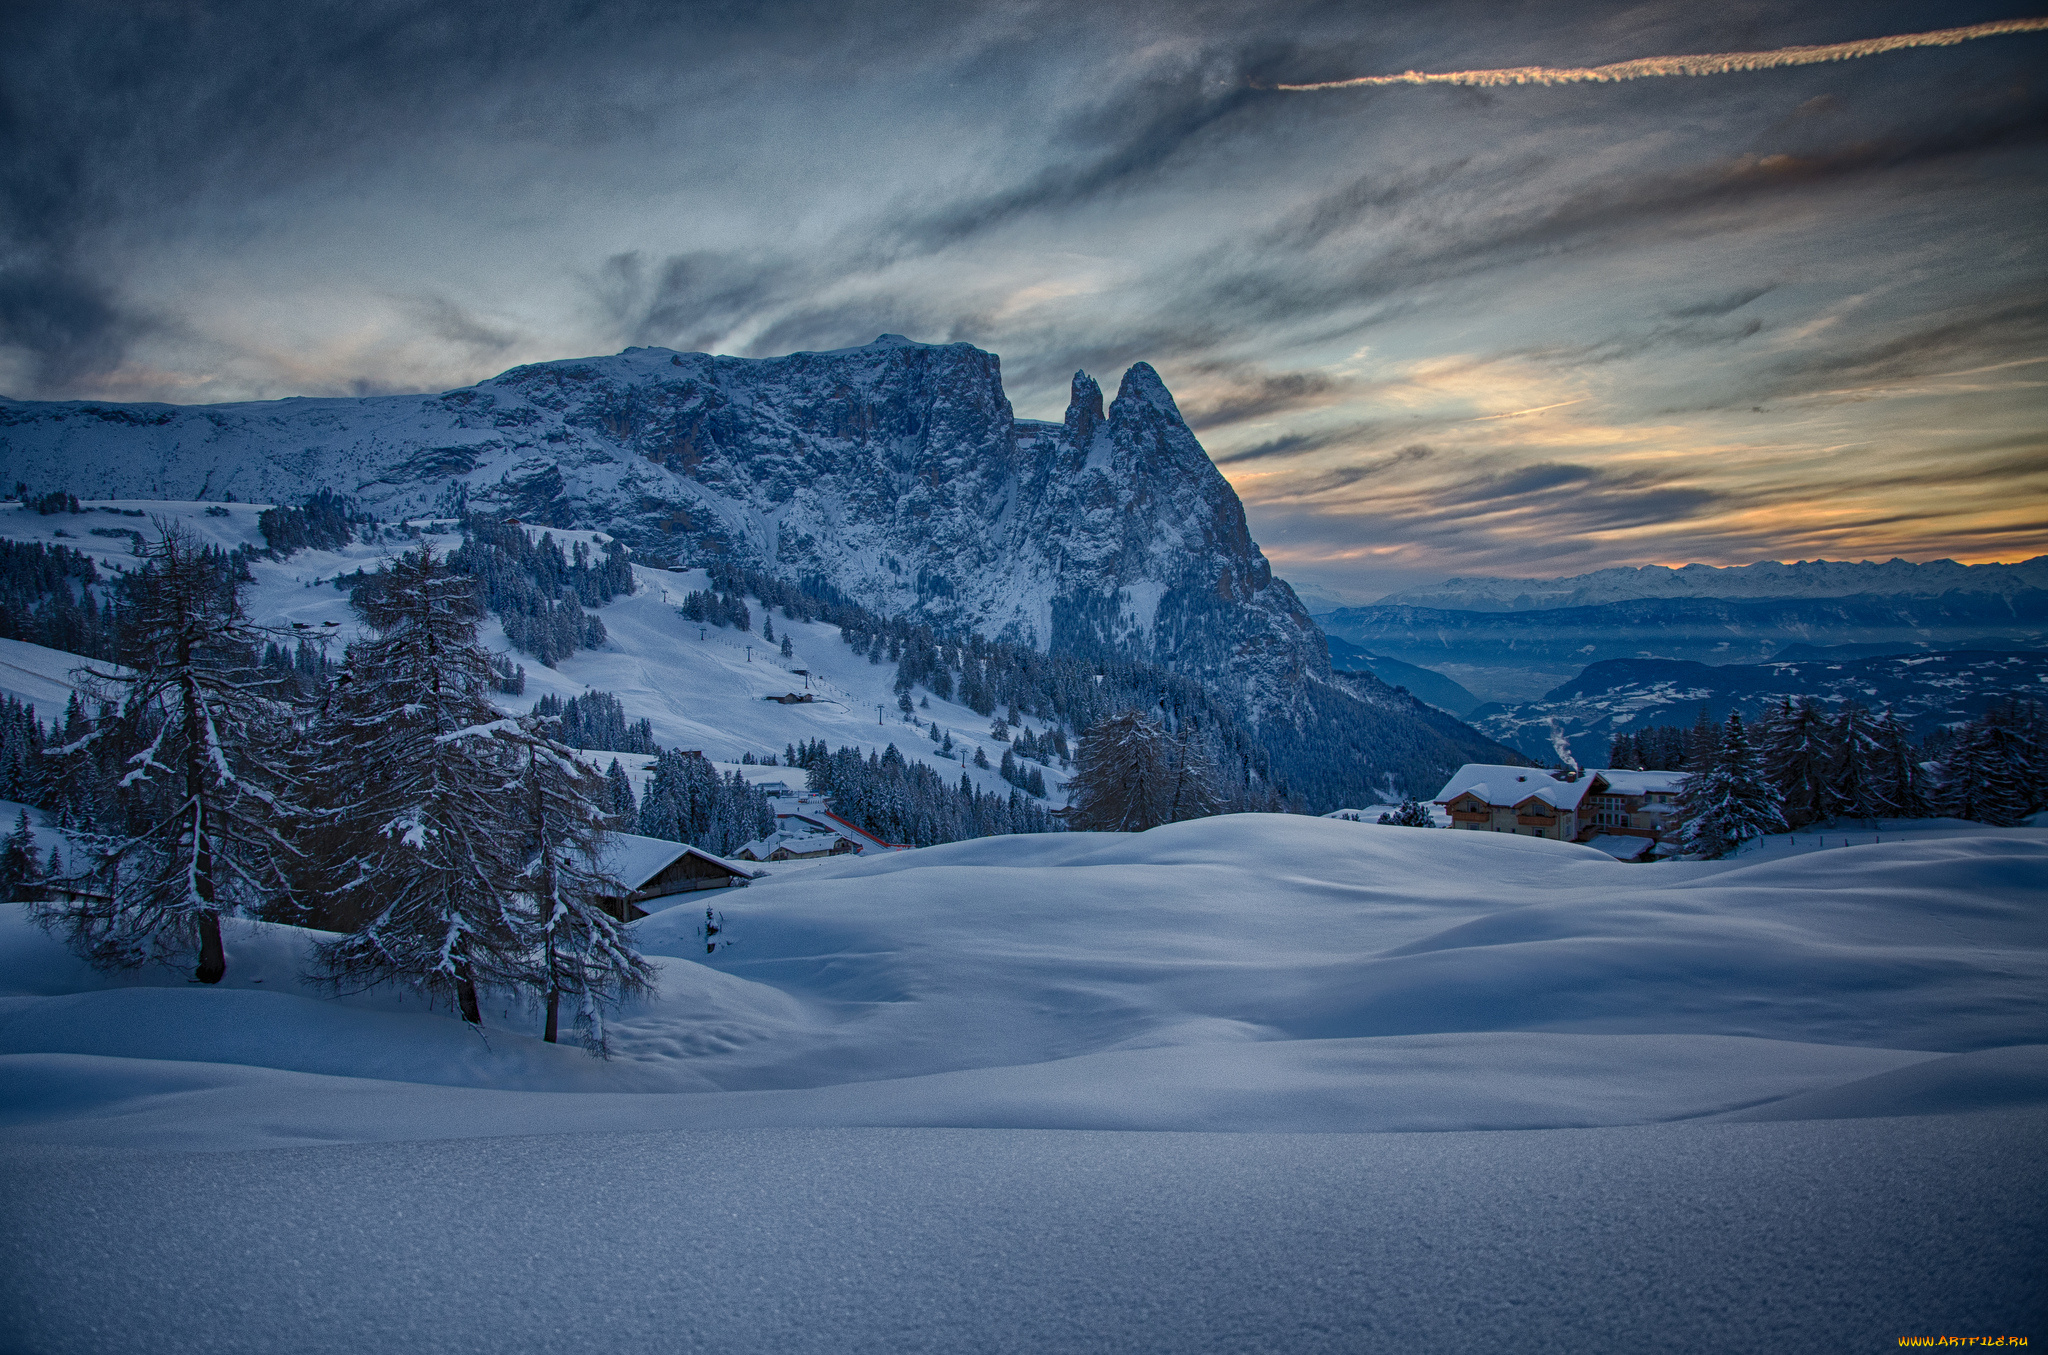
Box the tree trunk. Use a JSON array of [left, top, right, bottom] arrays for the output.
[[543, 988, 560, 1043], [185, 667, 224, 984], [457, 973, 483, 1025], [193, 909, 226, 984]]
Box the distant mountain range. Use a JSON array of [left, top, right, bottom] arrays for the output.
[[1318, 593, 2048, 703], [1373, 557, 2048, 612], [1467, 649, 2048, 767]]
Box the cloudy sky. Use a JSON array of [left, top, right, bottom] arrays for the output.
[[3, 0, 2043, 599]]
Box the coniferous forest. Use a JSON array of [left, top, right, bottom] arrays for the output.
[[14, 529, 650, 1050]]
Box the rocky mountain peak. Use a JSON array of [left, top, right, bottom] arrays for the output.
[[1062, 371, 1106, 445], [0, 337, 1332, 717]]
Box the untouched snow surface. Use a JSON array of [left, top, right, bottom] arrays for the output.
[[7, 817, 2047, 1150], [1, 818, 2043, 1348], [3, 1115, 2040, 1354]]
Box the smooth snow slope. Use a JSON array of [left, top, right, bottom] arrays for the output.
[[3, 1115, 2040, 1355], [4, 813, 2044, 1351], [4, 816, 2044, 1151]]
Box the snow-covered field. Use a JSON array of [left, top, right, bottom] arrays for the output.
[[2, 816, 2043, 1349]]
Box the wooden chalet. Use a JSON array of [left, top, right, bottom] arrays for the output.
[[597, 832, 760, 921], [1433, 764, 1687, 846]]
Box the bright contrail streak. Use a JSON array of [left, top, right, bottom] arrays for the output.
[[1272, 18, 2048, 91]]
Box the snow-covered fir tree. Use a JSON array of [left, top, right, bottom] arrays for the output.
[[1933, 698, 2044, 827], [36, 524, 297, 983], [638, 748, 775, 857], [1068, 710, 1175, 831], [1867, 706, 1929, 818], [305, 548, 535, 1025], [1677, 712, 1786, 858], [1377, 799, 1435, 827], [1, 808, 39, 900], [1759, 697, 1835, 829], [604, 758, 638, 821], [509, 712, 654, 1053], [1824, 703, 1883, 820], [1162, 720, 1223, 822]]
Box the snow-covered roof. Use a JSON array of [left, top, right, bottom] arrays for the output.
[[736, 828, 858, 860], [1585, 768, 1688, 796], [1434, 765, 1596, 811], [602, 832, 758, 889], [1582, 834, 1655, 861]]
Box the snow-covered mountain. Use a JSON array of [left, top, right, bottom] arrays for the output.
[[0, 337, 1320, 716], [1378, 557, 2048, 612]]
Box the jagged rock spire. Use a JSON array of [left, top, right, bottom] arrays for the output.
[[1063, 370, 1105, 446], [1111, 362, 1180, 417]]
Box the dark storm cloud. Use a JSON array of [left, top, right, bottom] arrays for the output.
[[0, 257, 146, 396]]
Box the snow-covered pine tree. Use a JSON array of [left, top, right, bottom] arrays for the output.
[[1825, 703, 1883, 820], [1759, 697, 1835, 829], [509, 715, 655, 1053], [605, 758, 638, 822], [1, 808, 39, 900], [1068, 710, 1173, 831], [779, 635, 793, 659], [1606, 732, 1640, 770], [1377, 799, 1435, 827], [1933, 698, 2043, 826], [1162, 720, 1223, 823], [1867, 706, 1928, 818], [1685, 705, 1718, 772], [37, 524, 297, 982], [306, 548, 534, 1025], [1677, 711, 1785, 858], [637, 749, 773, 855]]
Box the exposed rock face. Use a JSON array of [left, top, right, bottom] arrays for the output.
[[0, 335, 1326, 714]]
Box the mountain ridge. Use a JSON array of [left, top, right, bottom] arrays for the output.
[[1376, 557, 2048, 612], [0, 337, 1322, 716]]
